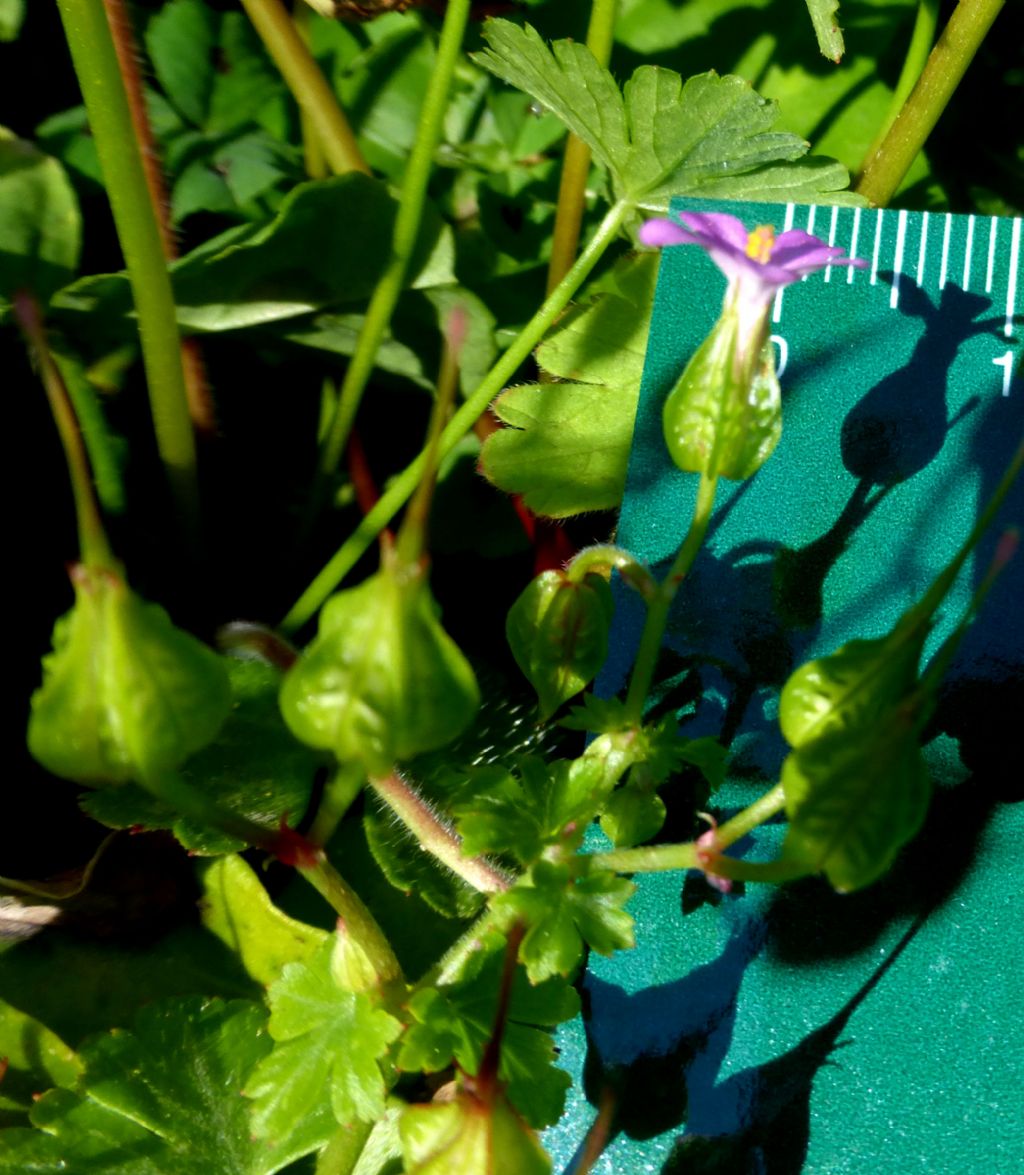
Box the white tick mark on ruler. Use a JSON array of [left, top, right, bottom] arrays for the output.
[[824, 205, 839, 283], [939, 214, 952, 289], [985, 218, 998, 293], [916, 211, 929, 287], [891, 209, 908, 309], [962, 214, 975, 290], [870, 208, 884, 286], [802, 205, 818, 280], [848, 206, 862, 284], [1005, 218, 1020, 338]]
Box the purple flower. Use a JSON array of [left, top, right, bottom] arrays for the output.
[[640, 210, 866, 360]]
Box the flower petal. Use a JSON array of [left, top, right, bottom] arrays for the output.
[[677, 211, 751, 252], [639, 218, 695, 247]]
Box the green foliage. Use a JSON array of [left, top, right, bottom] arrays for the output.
[[506, 569, 614, 719], [397, 934, 577, 1129], [280, 553, 479, 776], [0, 133, 80, 306], [0, 1001, 82, 1127], [0, 998, 298, 1175], [245, 938, 403, 1147], [198, 855, 329, 987], [492, 860, 635, 984], [453, 754, 618, 867], [81, 659, 320, 854], [400, 1090, 551, 1175], [804, 0, 846, 62], [0, 0, 23, 41], [473, 20, 860, 210], [481, 254, 657, 518], [663, 322, 781, 480], [52, 173, 453, 333], [778, 617, 935, 890], [28, 565, 231, 788]]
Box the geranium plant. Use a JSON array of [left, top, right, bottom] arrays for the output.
[[0, 1, 1019, 1172]]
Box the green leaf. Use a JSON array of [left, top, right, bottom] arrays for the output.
[[480, 254, 658, 518], [805, 0, 846, 62], [397, 935, 577, 1129], [81, 659, 320, 854], [0, 133, 80, 306], [781, 715, 931, 892], [599, 788, 666, 849], [400, 1090, 551, 1175], [145, 0, 217, 128], [0, 0, 25, 41], [28, 566, 232, 788], [0, 1000, 82, 1127], [0, 998, 301, 1175], [51, 174, 454, 333], [506, 570, 614, 719], [246, 939, 403, 1142], [492, 861, 635, 983], [454, 755, 617, 867], [473, 21, 860, 209], [198, 855, 329, 987], [363, 802, 485, 921]]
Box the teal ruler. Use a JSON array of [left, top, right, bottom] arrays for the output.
[[544, 201, 1022, 1174]]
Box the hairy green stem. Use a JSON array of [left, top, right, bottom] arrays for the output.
[[14, 292, 113, 569], [315, 0, 473, 491], [545, 0, 618, 295], [283, 198, 632, 631], [241, 0, 369, 176], [55, 0, 199, 533], [856, 0, 1005, 206], [624, 472, 719, 720], [590, 841, 701, 874], [370, 772, 514, 895]]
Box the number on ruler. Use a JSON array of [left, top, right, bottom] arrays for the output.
[[992, 351, 1016, 397]]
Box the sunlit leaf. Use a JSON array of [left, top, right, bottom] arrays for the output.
[[0, 1001, 82, 1127], [473, 20, 861, 209], [0, 998, 303, 1175], [245, 940, 403, 1142], [481, 254, 657, 518]]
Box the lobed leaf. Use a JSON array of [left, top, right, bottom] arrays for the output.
[[481, 254, 658, 518], [0, 998, 303, 1175], [245, 939, 403, 1142], [492, 861, 635, 983], [474, 20, 861, 209], [397, 935, 577, 1129]]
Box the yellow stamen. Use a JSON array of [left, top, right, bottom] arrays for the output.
[[745, 225, 776, 264]]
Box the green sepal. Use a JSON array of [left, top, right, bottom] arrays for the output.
[[779, 626, 929, 750], [280, 550, 480, 775], [663, 317, 781, 481], [400, 1088, 551, 1175], [27, 564, 231, 787], [781, 712, 932, 892], [506, 570, 614, 719], [599, 787, 667, 849]]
